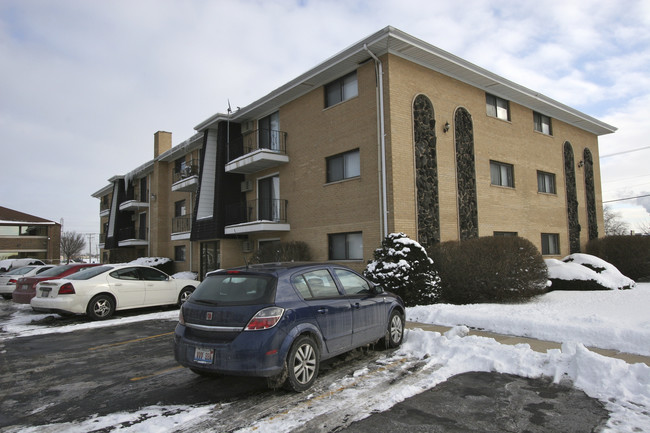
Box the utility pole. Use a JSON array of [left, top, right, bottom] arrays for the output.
[[87, 234, 92, 263]]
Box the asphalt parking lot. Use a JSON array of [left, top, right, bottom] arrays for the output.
[[0, 302, 611, 432]]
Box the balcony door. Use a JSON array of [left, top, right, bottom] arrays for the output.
[[258, 175, 280, 221], [258, 111, 280, 151]]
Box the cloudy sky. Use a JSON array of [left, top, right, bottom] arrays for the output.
[[2, 0, 649, 249]]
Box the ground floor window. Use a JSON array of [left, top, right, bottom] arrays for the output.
[[175, 245, 186, 262], [541, 233, 560, 255], [328, 232, 363, 260], [494, 231, 518, 237]]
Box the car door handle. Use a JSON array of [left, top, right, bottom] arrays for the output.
[[317, 308, 328, 314]]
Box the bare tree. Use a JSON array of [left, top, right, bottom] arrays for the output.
[[637, 219, 650, 235], [603, 205, 630, 236], [60, 231, 86, 263]]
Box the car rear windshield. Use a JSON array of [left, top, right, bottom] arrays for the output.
[[36, 265, 76, 277], [67, 266, 112, 280], [191, 274, 275, 305]]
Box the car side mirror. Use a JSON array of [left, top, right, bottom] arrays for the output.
[[371, 284, 385, 294]]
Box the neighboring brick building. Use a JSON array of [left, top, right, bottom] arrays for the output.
[[0, 206, 61, 264], [93, 27, 615, 277]]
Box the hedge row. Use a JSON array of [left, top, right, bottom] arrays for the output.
[[586, 236, 650, 282]]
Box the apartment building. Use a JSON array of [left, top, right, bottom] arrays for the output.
[[0, 206, 61, 263], [93, 26, 615, 277]]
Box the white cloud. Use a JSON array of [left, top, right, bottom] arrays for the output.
[[1, 0, 649, 236]]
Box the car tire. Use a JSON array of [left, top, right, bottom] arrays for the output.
[[384, 310, 404, 349], [284, 335, 320, 392], [86, 294, 115, 320], [177, 286, 194, 306]]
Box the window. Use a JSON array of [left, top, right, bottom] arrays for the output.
[[175, 157, 187, 174], [325, 71, 358, 107], [494, 232, 518, 237], [175, 200, 187, 217], [175, 245, 186, 262], [490, 161, 514, 187], [327, 149, 360, 183], [294, 269, 340, 298], [537, 171, 556, 194], [534, 112, 552, 135], [541, 233, 560, 255], [140, 177, 148, 202], [258, 111, 281, 150], [329, 232, 363, 260], [486, 94, 510, 121], [334, 268, 371, 295]]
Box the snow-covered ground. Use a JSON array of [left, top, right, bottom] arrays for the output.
[[2, 285, 650, 432]]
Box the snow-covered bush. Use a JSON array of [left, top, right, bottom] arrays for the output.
[[364, 233, 440, 306], [129, 257, 173, 274], [546, 253, 635, 290], [429, 236, 548, 304], [587, 235, 650, 282]]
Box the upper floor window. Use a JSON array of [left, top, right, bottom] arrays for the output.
[[534, 112, 552, 135], [258, 111, 280, 150], [537, 171, 556, 194], [486, 94, 510, 121], [327, 149, 360, 183], [325, 71, 358, 107], [490, 160, 514, 188], [174, 157, 187, 174], [175, 200, 187, 217]]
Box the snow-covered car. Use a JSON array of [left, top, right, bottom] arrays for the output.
[[174, 262, 405, 392], [31, 264, 198, 320], [0, 265, 56, 299]]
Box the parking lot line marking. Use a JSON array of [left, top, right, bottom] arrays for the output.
[[88, 332, 174, 351], [130, 365, 184, 382]]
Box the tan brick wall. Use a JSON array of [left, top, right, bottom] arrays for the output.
[[384, 54, 604, 256]]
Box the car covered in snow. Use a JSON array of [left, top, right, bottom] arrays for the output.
[[173, 262, 405, 392], [30, 264, 198, 320], [0, 265, 56, 299], [12, 263, 101, 304]]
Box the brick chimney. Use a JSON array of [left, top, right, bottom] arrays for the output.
[[154, 131, 172, 158]]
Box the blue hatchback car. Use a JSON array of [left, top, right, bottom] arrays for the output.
[[173, 262, 405, 391]]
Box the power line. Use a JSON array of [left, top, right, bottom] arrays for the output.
[[600, 145, 650, 158], [603, 193, 650, 204]]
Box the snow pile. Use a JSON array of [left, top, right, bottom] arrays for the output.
[[546, 253, 635, 290], [129, 257, 171, 267]]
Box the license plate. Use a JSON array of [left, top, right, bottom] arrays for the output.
[[194, 347, 214, 364], [41, 288, 51, 298]]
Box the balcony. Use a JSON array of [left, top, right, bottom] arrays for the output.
[[171, 215, 192, 240], [119, 192, 149, 211], [225, 129, 289, 174], [117, 226, 148, 247], [224, 199, 290, 235], [171, 163, 199, 192]]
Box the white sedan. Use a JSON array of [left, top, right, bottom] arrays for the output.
[[0, 265, 55, 299], [31, 264, 198, 320]]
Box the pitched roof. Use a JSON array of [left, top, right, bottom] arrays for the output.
[[0, 206, 57, 224]]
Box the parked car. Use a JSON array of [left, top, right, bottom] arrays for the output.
[[0, 258, 46, 273], [173, 262, 405, 392], [0, 265, 56, 299], [31, 264, 198, 320], [12, 263, 101, 304]]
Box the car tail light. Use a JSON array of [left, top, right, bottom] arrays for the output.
[[58, 283, 76, 295], [245, 307, 285, 331], [8, 279, 17, 285]]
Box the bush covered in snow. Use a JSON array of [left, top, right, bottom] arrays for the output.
[[429, 236, 548, 304], [364, 233, 440, 306], [586, 235, 650, 282], [251, 241, 311, 264], [546, 253, 635, 291]]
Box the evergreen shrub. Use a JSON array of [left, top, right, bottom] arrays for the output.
[[429, 236, 548, 304], [364, 232, 441, 307], [586, 236, 650, 282]]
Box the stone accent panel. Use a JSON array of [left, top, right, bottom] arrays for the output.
[[455, 108, 479, 240]]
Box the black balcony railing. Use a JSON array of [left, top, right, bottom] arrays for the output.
[[118, 226, 148, 241], [227, 129, 287, 162], [225, 199, 288, 226], [172, 162, 200, 184], [172, 215, 192, 233]]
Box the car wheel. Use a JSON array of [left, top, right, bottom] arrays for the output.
[[385, 310, 404, 348], [86, 294, 115, 320], [284, 335, 320, 392], [177, 286, 194, 306]]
